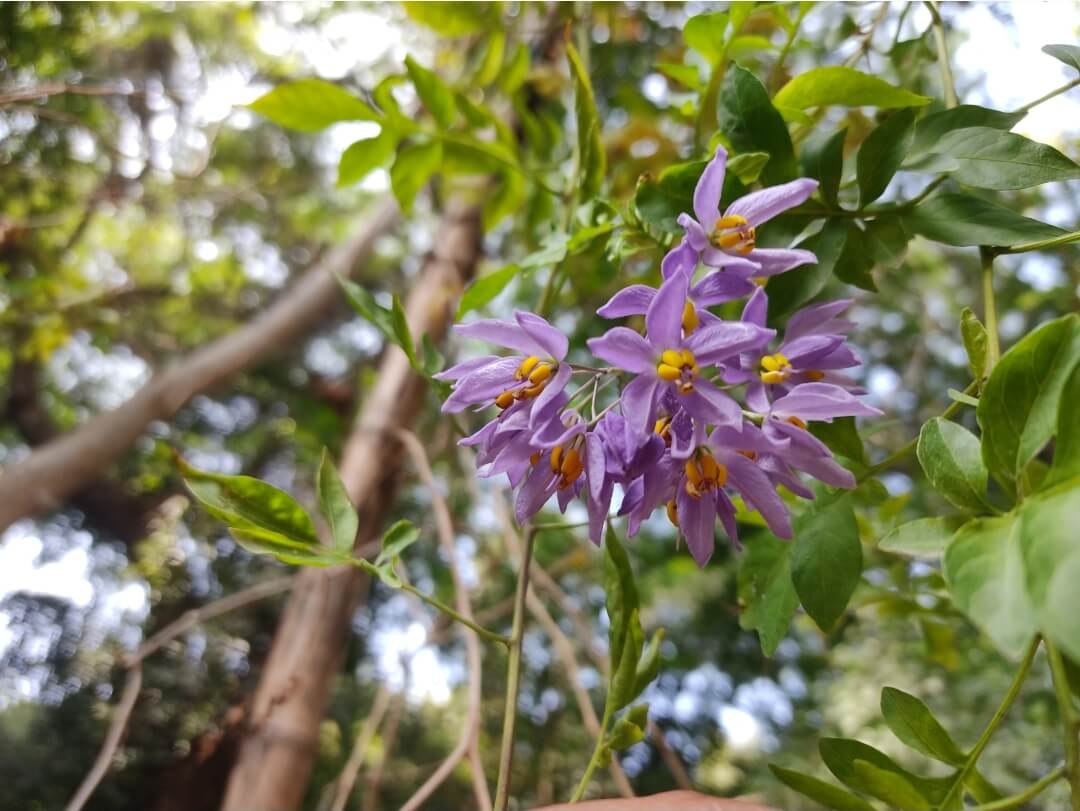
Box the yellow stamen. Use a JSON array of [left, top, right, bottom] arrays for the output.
[[699, 453, 719, 482], [661, 349, 685, 367], [685, 459, 704, 488], [657, 363, 681, 381], [786, 416, 808, 429], [805, 370, 825, 381], [495, 390, 515, 409], [654, 417, 671, 436], [761, 371, 787, 385], [666, 499, 679, 529], [550, 446, 563, 473], [657, 348, 699, 394], [714, 461, 728, 487], [528, 362, 553, 385], [716, 231, 743, 250], [516, 355, 541, 380], [680, 348, 696, 368], [559, 448, 583, 489], [529, 451, 541, 466], [715, 214, 749, 230], [711, 214, 757, 254], [753, 276, 768, 287], [519, 383, 546, 399], [736, 449, 758, 461], [759, 352, 792, 384], [681, 300, 699, 334]]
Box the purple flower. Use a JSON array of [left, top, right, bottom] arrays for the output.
[[588, 271, 774, 431], [435, 310, 571, 428], [724, 288, 866, 412], [679, 146, 818, 277], [514, 410, 588, 524]]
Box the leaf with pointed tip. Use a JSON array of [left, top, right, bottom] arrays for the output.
[[718, 64, 797, 185], [917, 418, 991, 512], [905, 194, 1065, 247], [880, 687, 966, 765], [960, 307, 989, 383], [317, 450, 358, 554], [249, 79, 378, 131], [790, 494, 862, 632], [738, 535, 798, 656], [775, 66, 931, 110], [769, 764, 876, 811], [857, 108, 916, 206], [880, 517, 965, 560], [1043, 43, 1080, 73]]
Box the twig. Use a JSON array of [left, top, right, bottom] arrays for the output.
[[394, 429, 489, 811], [64, 666, 143, 811], [362, 687, 406, 811], [1047, 642, 1080, 810], [0, 82, 142, 105], [968, 766, 1066, 811], [1015, 77, 1080, 114], [926, 1, 958, 108], [329, 685, 393, 811], [647, 722, 694, 791]]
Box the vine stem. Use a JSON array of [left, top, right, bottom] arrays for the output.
[[980, 248, 1001, 373], [569, 702, 615, 802], [492, 526, 538, 811], [968, 766, 1067, 811], [939, 636, 1041, 809], [1047, 641, 1080, 810]]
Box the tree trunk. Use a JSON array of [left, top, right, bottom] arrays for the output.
[[220, 198, 483, 811]]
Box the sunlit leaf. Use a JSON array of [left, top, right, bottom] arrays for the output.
[[390, 139, 443, 212], [775, 66, 931, 110], [880, 517, 965, 559], [916, 417, 991, 512], [317, 449, 358, 554], [249, 79, 378, 131]]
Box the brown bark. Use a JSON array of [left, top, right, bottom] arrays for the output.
[[0, 198, 398, 532], [220, 198, 484, 811]]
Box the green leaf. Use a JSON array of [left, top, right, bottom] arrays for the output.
[[606, 710, 647, 751], [482, 171, 525, 231], [633, 628, 665, 697], [566, 42, 605, 199], [338, 129, 398, 187], [390, 140, 443, 212], [738, 535, 798, 655], [632, 159, 707, 235], [923, 127, 1080, 190], [880, 517, 965, 560], [819, 738, 948, 809], [405, 55, 456, 129], [500, 44, 530, 94], [476, 31, 505, 86], [230, 527, 345, 567], [402, 2, 494, 36], [769, 765, 876, 811], [790, 494, 862, 632], [604, 524, 639, 671], [916, 418, 991, 512], [317, 449, 358, 554], [960, 307, 989, 383], [774, 66, 931, 111], [1043, 43, 1080, 74], [389, 294, 417, 367], [766, 219, 848, 317], [718, 64, 797, 185], [339, 278, 395, 339], [457, 264, 520, 318], [834, 223, 877, 291], [864, 214, 912, 268], [249, 79, 378, 131], [800, 128, 846, 209], [683, 12, 729, 63], [610, 609, 645, 713], [375, 519, 421, 570], [906, 193, 1065, 247], [849, 761, 932, 811], [178, 457, 318, 544], [857, 108, 916, 206], [1019, 478, 1080, 660], [810, 417, 866, 465], [908, 105, 1026, 159], [1047, 363, 1080, 487], [944, 513, 1038, 658], [727, 151, 771, 184], [657, 62, 702, 90], [977, 314, 1080, 483], [880, 687, 966, 765]]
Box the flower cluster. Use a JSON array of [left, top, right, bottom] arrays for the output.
[[438, 147, 881, 566]]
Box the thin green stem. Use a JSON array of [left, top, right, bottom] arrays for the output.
[[980, 248, 1001, 373], [997, 229, 1080, 255], [570, 702, 614, 802], [1047, 641, 1080, 810], [1015, 76, 1080, 114], [940, 636, 1041, 809], [926, 1, 958, 108], [492, 526, 537, 811], [968, 766, 1066, 811], [767, 4, 809, 91]]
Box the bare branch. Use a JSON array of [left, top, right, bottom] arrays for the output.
[[0, 82, 143, 105], [328, 685, 393, 811], [648, 721, 693, 791]]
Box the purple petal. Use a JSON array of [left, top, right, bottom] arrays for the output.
[[701, 247, 761, 273], [598, 285, 656, 319], [442, 356, 523, 412], [771, 382, 882, 421], [724, 178, 819, 226], [694, 145, 728, 226], [681, 378, 741, 427], [691, 271, 756, 306], [588, 327, 655, 374], [759, 455, 815, 499], [716, 490, 740, 549], [726, 454, 792, 539], [661, 239, 699, 280], [742, 286, 769, 327], [678, 214, 709, 251], [745, 248, 817, 277], [745, 380, 771, 413], [586, 432, 608, 502], [621, 374, 661, 432], [433, 354, 501, 381], [677, 487, 716, 568], [785, 299, 854, 341], [685, 321, 775, 366], [455, 319, 544, 357], [645, 270, 689, 349], [792, 452, 856, 488], [781, 334, 845, 367], [515, 462, 556, 524], [514, 311, 568, 359], [530, 363, 572, 427]]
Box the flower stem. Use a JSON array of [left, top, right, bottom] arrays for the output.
[[980, 248, 1001, 373], [968, 766, 1067, 811], [1047, 641, 1080, 811], [939, 635, 1041, 809], [569, 703, 614, 802], [492, 526, 537, 811]]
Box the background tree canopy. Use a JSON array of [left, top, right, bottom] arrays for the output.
[[1, 3, 1078, 810]]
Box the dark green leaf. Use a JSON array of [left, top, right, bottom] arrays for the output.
[[738, 535, 798, 655], [766, 219, 848, 318], [925, 127, 1080, 190], [857, 108, 916, 206], [1047, 363, 1080, 487], [405, 55, 456, 129], [944, 513, 1037, 658], [880, 687, 966, 765], [633, 160, 706, 235], [317, 449, 358, 554], [769, 764, 876, 811], [800, 128, 846, 208], [1043, 43, 1080, 74], [390, 140, 443, 212], [774, 66, 931, 110], [978, 314, 1080, 483], [604, 524, 639, 671], [567, 42, 605, 199], [482, 171, 526, 231], [960, 307, 989, 383], [880, 516, 965, 560], [810, 417, 866, 464], [339, 278, 395, 339], [909, 105, 1025, 159], [906, 193, 1065, 247], [248, 79, 379, 131], [718, 64, 797, 185], [178, 457, 318, 544], [790, 494, 862, 631], [834, 223, 876, 291], [338, 129, 399, 187], [916, 417, 991, 512], [864, 214, 912, 268]]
